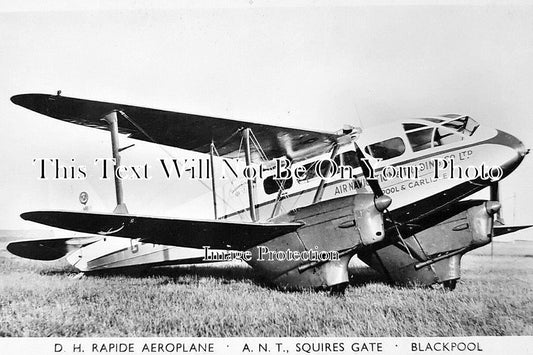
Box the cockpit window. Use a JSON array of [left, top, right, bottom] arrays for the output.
[[421, 117, 444, 124], [443, 116, 479, 136], [407, 126, 467, 152], [364, 137, 405, 160], [403, 123, 426, 131], [406, 128, 434, 152], [441, 114, 462, 119], [433, 126, 464, 146], [404, 115, 479, 153]]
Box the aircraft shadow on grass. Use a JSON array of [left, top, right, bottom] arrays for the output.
[[38, 263, 389, 293]]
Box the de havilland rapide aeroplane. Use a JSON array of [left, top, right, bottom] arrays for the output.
[[7, 92, 531, 292]]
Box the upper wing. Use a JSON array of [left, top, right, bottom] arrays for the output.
[[7, 235, 102, 260], [21, 211, 302, 251], [11, 93, 339, 161]]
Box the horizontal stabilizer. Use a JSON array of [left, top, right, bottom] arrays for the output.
[[21, 211, 303, 250], [7, 236, 102, 261], [493, 225, 532, 237]]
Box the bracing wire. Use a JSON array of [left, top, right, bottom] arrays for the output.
[[249, 129, 289, 216], [118, 110, 242, 216]]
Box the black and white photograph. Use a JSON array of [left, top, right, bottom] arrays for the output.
[[0, 1, 532, 354]]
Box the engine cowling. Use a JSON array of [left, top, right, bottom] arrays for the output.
[[358, 201, 499, 288], [246, 193, 390, 289]]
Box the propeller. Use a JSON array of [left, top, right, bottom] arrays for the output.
[[352, 143, 413, 256], [489, 182, 503, 259], [490, 182, 503, 223], [353, 144, 392, 212], [354, 144, 384, 198]]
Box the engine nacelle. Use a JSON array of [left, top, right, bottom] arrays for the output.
[[246, 193, 389, 289], [358, 201, 499, 287]]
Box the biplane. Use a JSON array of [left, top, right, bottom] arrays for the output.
[[7, 92, 531, 292]]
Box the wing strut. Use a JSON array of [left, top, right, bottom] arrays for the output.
[[312, 132, 355, 204], [243, 128, 258, 222], [209, 142, 218, 219], [312, 143, 340, 203], [102, 111, 128, 214]]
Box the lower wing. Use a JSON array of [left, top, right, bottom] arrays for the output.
[[20, 211, 302, 251], [7, 236, 102, 260]]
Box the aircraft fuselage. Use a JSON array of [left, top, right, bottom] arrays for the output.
[[67, 115, 527, 276]]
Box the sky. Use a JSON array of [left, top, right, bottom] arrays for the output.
[[0, 1, 532, 230]]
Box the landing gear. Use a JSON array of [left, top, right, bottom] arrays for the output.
[[442, 279, 457, 291], [329, 282, 349, 296]]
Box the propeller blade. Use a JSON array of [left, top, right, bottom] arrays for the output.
[[489, 183, 502, 260], [351, 142, 416, 258], [354, 144, 384, 197], [489, 182, 503, 221], [490, 181, 500, 202]]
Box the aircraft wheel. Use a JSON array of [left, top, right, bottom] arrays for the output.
[[442, 279, 457, 291]]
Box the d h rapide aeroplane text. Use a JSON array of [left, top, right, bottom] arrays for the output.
[[7, 92, 531, 292]]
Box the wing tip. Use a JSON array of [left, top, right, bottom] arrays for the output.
[[20, 211, 49, 224], [10, 93, 50, 110], [20, 211, 33, 221], [6, 240, 67, 261], [10, 93, 27, 106]]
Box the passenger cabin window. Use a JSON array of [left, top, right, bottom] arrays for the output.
[[296, 160, 331, 182], [297, 161, 318, 182], [334, 150, 360, 169], [263, 175, 293, 195], [296, 150, 364, 184], [296, 153, 354, 183], [364, 137, 405, 160]]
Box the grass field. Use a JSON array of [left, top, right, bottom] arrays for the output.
[[0, 236, 532, 337]]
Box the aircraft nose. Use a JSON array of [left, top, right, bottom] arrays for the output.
[[496, 129, 529, 178]]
